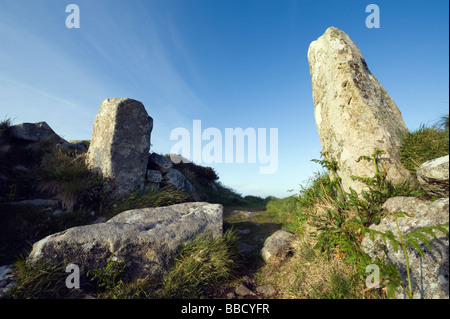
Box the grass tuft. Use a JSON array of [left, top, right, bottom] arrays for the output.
[[161, 229, 241, 298], [400, 124, 449, 178]]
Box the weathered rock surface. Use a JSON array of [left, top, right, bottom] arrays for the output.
[[308, 27, 411, 193], [256, 284, 276, 298], [148, 153, 173, 174], [163, 168, 196, 194], [28, 202, 223, 280], [235, 284, 254, 297], [417, 155, 449, 198], [57, 140, 88, 154], [145, 169, 163, 191], [362, 196, 449, 299], [86, 98, 153, 197], [9, 122, 67, 144], [0, 265, 15, 299], [261, 230, 295, 263]]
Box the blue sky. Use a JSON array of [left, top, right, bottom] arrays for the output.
[[0, 0, 448, 198]]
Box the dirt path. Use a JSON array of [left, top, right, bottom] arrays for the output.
[[211, 206, 283, 299]]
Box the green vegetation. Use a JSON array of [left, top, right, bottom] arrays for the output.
[[257, 115, 449, 299], [161, 229, 240, 298], [37, 146, 107, 212], [87, 255, 127, 292], [2, 115, 449, 299], [9, 259, 80, 299], [109, 185, 188, 219], [399, 124, 449, 178]]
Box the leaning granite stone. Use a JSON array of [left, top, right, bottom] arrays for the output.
[[417, 155, 449, 198], [307, 27, 411, 194], [27, 202, 223, 280], [86, 98, 153, 197], [361, 196, 449, 299]]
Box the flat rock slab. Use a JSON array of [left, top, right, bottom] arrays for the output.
[[27, 202, 223, 280]]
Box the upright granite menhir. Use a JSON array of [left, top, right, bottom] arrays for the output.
[[86, 98, 153, 197], [308, 27, 412, 193]]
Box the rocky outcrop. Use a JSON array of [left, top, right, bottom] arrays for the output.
[[27, 202, 223, 280], [261, 230, 295, 263], [361, 196, 449, 299], [145, 170, 163, 191], [307, 27, 412, 193], [417, 155, 449, 198], [146, 153, 196, 194], [0, 265, 14, 298], [9, 122, 67, 144], [148, 153, 173, 174], [163, 168, 196, 193], [86, 98, 153, 197]]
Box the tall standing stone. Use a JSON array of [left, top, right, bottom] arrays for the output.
[[307, 27, 412, 193], [86, 98, 153, 197]]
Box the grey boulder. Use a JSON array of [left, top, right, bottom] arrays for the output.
[[417, 155, 449, 198], [27, 202, 223, 280], [163, 168, 196, 193], [261, 230, 295, 263], [9, 122, 67, 144], [86, 98, 153, 198], [148, 153, 173, 174], [361, 196, 449, 299]]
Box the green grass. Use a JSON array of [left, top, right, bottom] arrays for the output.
[[37, 148, 107, 212], [9, 229, 242, 299], [109, 185, 188, 218], [265, 196, 306, 234], [400, 124, 449, 178], [265, 119, 449, 299], [8, 259, 73, 299], [161, 229, 241, 298]]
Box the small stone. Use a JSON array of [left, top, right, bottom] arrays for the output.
[[261, 230, 295, 263], [226, 292, 236, 299], [239, 229, 251, 235], [235, 284, 254, 296], [256, 285, 276, 298]]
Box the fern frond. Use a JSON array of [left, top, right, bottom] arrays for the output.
[[402, 222, 449, 257]]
